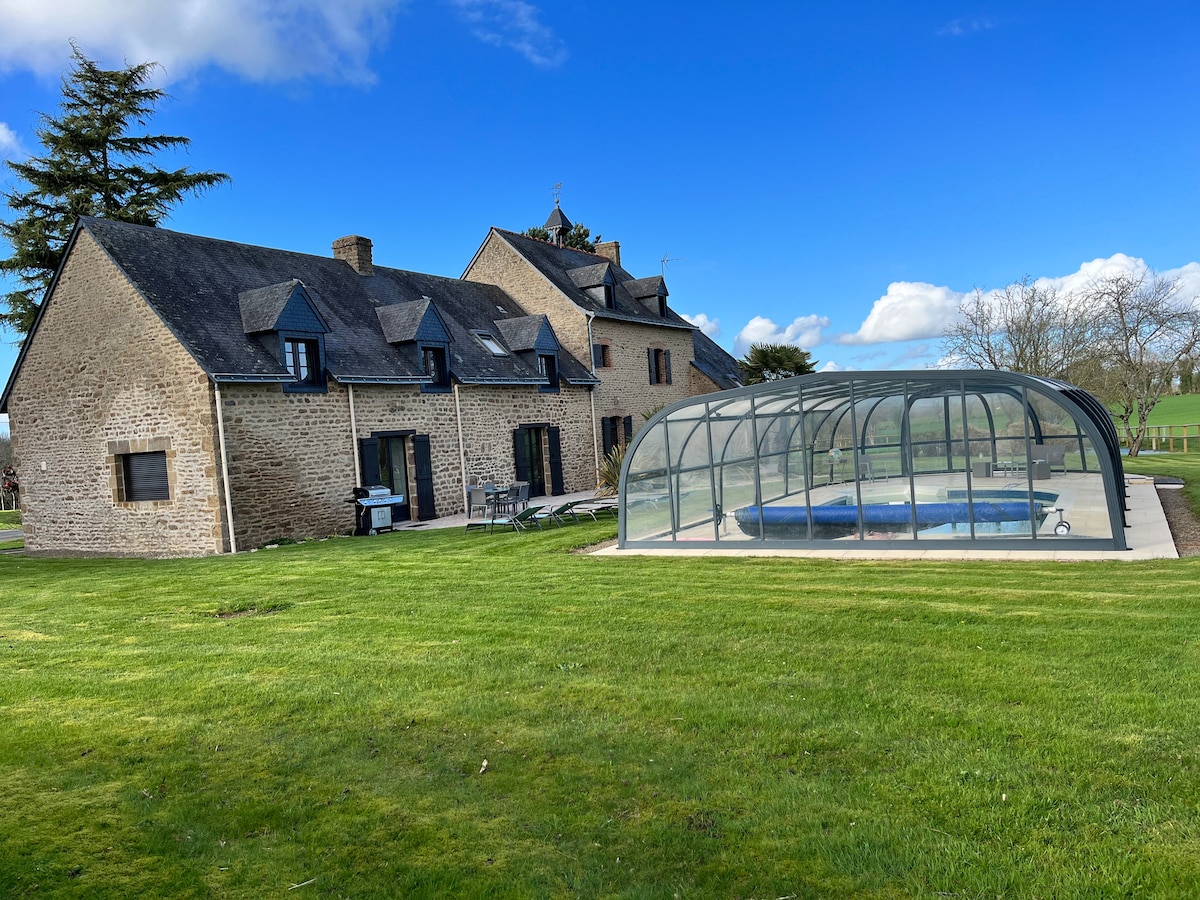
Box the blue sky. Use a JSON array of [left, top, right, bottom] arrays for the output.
[[3, 1, 1200, 434]]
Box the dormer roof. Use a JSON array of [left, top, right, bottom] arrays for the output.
[[495, 315, 556, 353], [622, 275, 667, 300], [566, 263, 612, 290], [376, 298, 451, 345], [238, 280, 330, 335]]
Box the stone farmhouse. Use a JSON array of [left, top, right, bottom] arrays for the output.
[[0, 208, 740, 556]]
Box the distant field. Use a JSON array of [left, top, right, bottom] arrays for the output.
[[1145, 394, 1200, 425]]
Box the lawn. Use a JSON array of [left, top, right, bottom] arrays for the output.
[[1145, 394, 1200, 426], [3, 462, 1200, 897]]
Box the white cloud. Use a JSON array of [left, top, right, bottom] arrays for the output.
[[447, 0, 567, 67], [0, 0, 403, 83], [937, 16, 996, 37], [819, 360, 847, 373], [681, 311, 720, 338], [733, 314, 830, 356], [837, 281, 965, 345], [837, 253, 1200, 349], [0, 122, 23, 159]]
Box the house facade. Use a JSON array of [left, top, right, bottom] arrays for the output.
[[1, 210, 740, 557], [464, 207, 740, 458]]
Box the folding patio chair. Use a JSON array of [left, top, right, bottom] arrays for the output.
[[532, 500, 583, 527], [465, 504, 545, 534]]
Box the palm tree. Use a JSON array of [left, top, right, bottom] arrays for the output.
[[738, 343, 817, 384]]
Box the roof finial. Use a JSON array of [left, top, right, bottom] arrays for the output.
[[551, 182, 563, 207]]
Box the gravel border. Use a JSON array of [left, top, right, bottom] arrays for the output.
[[1156, 487, 1200, 557]]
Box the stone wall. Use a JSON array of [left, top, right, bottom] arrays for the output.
[[591, 319, 698, 423], [6, 229, 225, 557], [218, 379, 597, 549]]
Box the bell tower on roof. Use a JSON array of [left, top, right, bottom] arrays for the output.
[[544, 191, 572, 247]]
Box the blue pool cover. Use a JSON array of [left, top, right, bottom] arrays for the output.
[[735, 501, 1040, 533]]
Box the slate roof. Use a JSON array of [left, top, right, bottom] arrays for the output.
[[68, 217, 598, 388], [489, 229, 696, 330], [691, 328, 743, 390], [544, 204, 572, 232]]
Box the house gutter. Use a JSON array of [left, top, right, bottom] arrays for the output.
[[453, 383, 469, 506], [586, 310, 600, 479], [213, 383, 238, 554], [348, 384, 361, 486]]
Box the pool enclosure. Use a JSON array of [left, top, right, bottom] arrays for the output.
[[618, 371, 1128, 550]]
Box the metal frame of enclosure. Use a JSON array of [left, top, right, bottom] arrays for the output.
[[618, 371, 1129, 551]]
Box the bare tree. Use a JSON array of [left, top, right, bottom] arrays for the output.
[[941, 277, 1098, 378], [1084, 271, 1200, 456]]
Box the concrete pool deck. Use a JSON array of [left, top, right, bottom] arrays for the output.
[[593, 475, 1177, 562]]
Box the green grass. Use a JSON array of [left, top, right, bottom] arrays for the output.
[[1145, 394, 1200, 426], [4, 486, 1200, 897], [0, 509, 21, 527]]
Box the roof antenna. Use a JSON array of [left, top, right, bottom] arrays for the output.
[[661, 252, 685, 277]]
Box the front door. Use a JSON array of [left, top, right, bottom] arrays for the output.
[[514, 426, 546, 497], [377, 436, 412, 522]]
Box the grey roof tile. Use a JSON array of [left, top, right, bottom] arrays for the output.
[[79, 217, 592, 386]]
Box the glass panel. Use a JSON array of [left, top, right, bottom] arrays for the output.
[[669, 416, 711, 470], [908, 397, 948, 474], [676, 469, 717, 540], [716, 461, 759, 538], [624, 488, 673, 542]]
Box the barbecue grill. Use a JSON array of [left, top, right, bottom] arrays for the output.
[[352, 485, 405, 535]]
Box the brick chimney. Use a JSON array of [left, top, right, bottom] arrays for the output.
[[595, 240, 621, 267], [332, 235, 373, 276]]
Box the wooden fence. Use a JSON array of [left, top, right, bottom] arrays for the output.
[[1119, 424, 1200, 451]]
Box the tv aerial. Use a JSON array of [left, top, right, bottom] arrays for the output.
[[661, 252, 685, 276]]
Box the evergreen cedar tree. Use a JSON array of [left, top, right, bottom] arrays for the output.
[[738, 342, 817, 384], [0, 45, 230, 337], [523, 223, 598, 253]]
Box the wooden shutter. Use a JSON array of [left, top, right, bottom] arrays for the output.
[[547, 426, 565, 496], [124, 451, 169, 501], [513, 428, 531, 484], [602, 418, 615, 456], [593, 344, 605, 369], [623, 416, 634, 443], [648, 348, 656, 383], [413, 434, 436, 520], [664, 350, 672, 384], [359, 438, 381, 486]]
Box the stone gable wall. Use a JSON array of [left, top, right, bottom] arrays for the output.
[[6, 229, 225, 557], [464, 234, 592, 363]]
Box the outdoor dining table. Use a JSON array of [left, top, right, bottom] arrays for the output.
[[484, 485, 512, 513]]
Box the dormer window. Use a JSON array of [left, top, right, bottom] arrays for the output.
[[537, 352, 559, 393], [474, 332, 508, 356], [421, 344, 450, 391], [281, 333, 326, 392], [284, 339, 317, 383], [658, 294, 667, 317], [603, 282, 615, 309]]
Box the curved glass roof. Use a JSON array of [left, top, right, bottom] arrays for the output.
[[618, 371, 1128, 551]]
